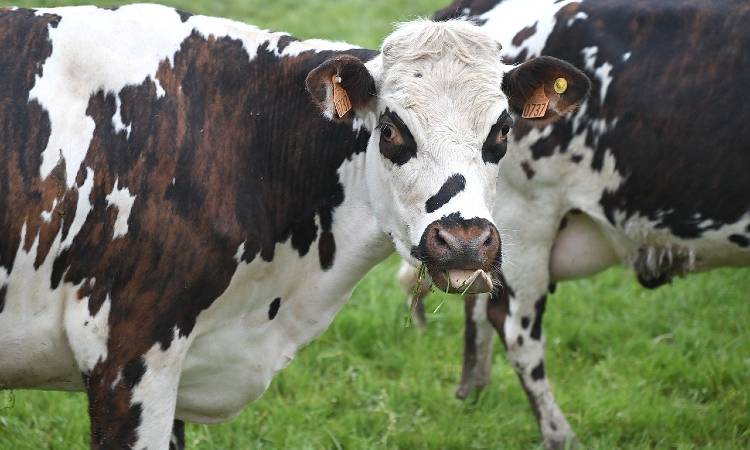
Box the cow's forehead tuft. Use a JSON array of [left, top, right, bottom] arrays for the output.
[[376, 20, 506, 135], [382, 19, 502, 68]]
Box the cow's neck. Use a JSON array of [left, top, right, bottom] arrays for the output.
[[329, 148, 394, 284], [197, 144, 391, 349], [288, 143, 392, 300], [178, 140, 392, 421]]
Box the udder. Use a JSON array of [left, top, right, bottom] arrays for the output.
[[549, 213, 620, 281]]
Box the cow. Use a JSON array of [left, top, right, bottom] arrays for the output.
[[0, 4, 590, 449], [397, 0, 750, 448]]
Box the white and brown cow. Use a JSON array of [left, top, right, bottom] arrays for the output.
[[0, 4, 589, 449], [399, 0, 750, 448]]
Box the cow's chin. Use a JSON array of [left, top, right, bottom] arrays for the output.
[[427, 267, 494, 295]]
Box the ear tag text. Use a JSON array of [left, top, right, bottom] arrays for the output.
[[522, 86, 549, 119], [332, 75, 352, 118]]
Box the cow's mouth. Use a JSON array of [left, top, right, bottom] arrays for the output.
[[427, 267, 494, 294]]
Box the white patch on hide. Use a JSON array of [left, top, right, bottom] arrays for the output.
[[41, 198, 58, 223], [111, 95, 132, 138], [594, 62, 613, 104], [61, 167, 94, 249], [567, 11, 588, 27], [105, 177, 136, 239], [580, 46, 613, 104], [581, 45, 598, 70], [479, 0, 581, 59], [281, 38, 358, 57], [64, 291, 110, 373]]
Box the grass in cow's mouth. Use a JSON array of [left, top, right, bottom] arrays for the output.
[[406, 263, 429, 328]]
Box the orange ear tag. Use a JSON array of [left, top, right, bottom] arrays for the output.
[[522, 86, 549, 119], [332, 75, 352, 118]]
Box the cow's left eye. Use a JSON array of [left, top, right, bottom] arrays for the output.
[[380, 122, 399, 143], [482, 114, 513, 164], [501, 124, 511, 138], [482, 111, 513, 164]]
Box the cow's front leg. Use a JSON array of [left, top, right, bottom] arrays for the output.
[[169, 420, 185, 450], [497, 277, 575, 450], [82, 338, 188, 450], [456, 293, 496, 399]]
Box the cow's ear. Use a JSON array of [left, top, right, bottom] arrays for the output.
[[306, 55, 377, 122], [502, 56, 591, 125]]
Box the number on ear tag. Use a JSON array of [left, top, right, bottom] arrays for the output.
[[522, 86, 549, 119], [332, 75, 352, 118]]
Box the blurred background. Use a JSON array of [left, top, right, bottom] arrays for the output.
[[0, 1, 748, 449]]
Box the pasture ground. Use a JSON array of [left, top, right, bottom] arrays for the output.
[[1, 1, 748, 449]]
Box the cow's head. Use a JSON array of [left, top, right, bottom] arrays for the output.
[[307, 20, 589, 293]]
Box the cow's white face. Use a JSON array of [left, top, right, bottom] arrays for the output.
[[307, 19, 590, 292]]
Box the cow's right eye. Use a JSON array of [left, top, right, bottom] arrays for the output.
[[378, 110, 417, 166]]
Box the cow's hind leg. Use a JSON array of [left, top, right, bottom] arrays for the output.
[[456, 293, 496, 399], [82, 336, 189, 450]]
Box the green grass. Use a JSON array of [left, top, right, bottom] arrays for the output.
[[1, 1, 749, 449]]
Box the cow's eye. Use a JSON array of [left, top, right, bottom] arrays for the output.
[[378, 110, 417, 166], [482, 113, 513, 164], [501, 124, 511, 138], [380, 122, 399, 144]]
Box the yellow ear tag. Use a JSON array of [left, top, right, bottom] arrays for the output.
[[332, 75, 352, 118], [522, 86, 549, 119], [554, 77, 568, 94]]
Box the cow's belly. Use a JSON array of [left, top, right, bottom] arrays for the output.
[[549, 213, 620, 281]]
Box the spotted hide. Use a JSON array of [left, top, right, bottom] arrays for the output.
[[397, 1, 750, 449], [0, 5, 377, 449], [0, 5, 593, 449]]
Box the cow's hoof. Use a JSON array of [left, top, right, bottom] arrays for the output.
[[543, 434, 578, 450], [411, 309, 427, 329], [455, 383, 472, 400], [454, 380, 487, 400]]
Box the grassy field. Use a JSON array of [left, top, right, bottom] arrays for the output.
[[1, 1, 749, 449]]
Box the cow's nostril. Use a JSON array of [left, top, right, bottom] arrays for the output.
[[434, 228, 448, 247]]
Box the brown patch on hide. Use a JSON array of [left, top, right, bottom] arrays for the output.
[[512, 22, 538, 47]]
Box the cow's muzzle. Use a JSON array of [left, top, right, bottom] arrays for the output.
[[413, 216, 501, 294]]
